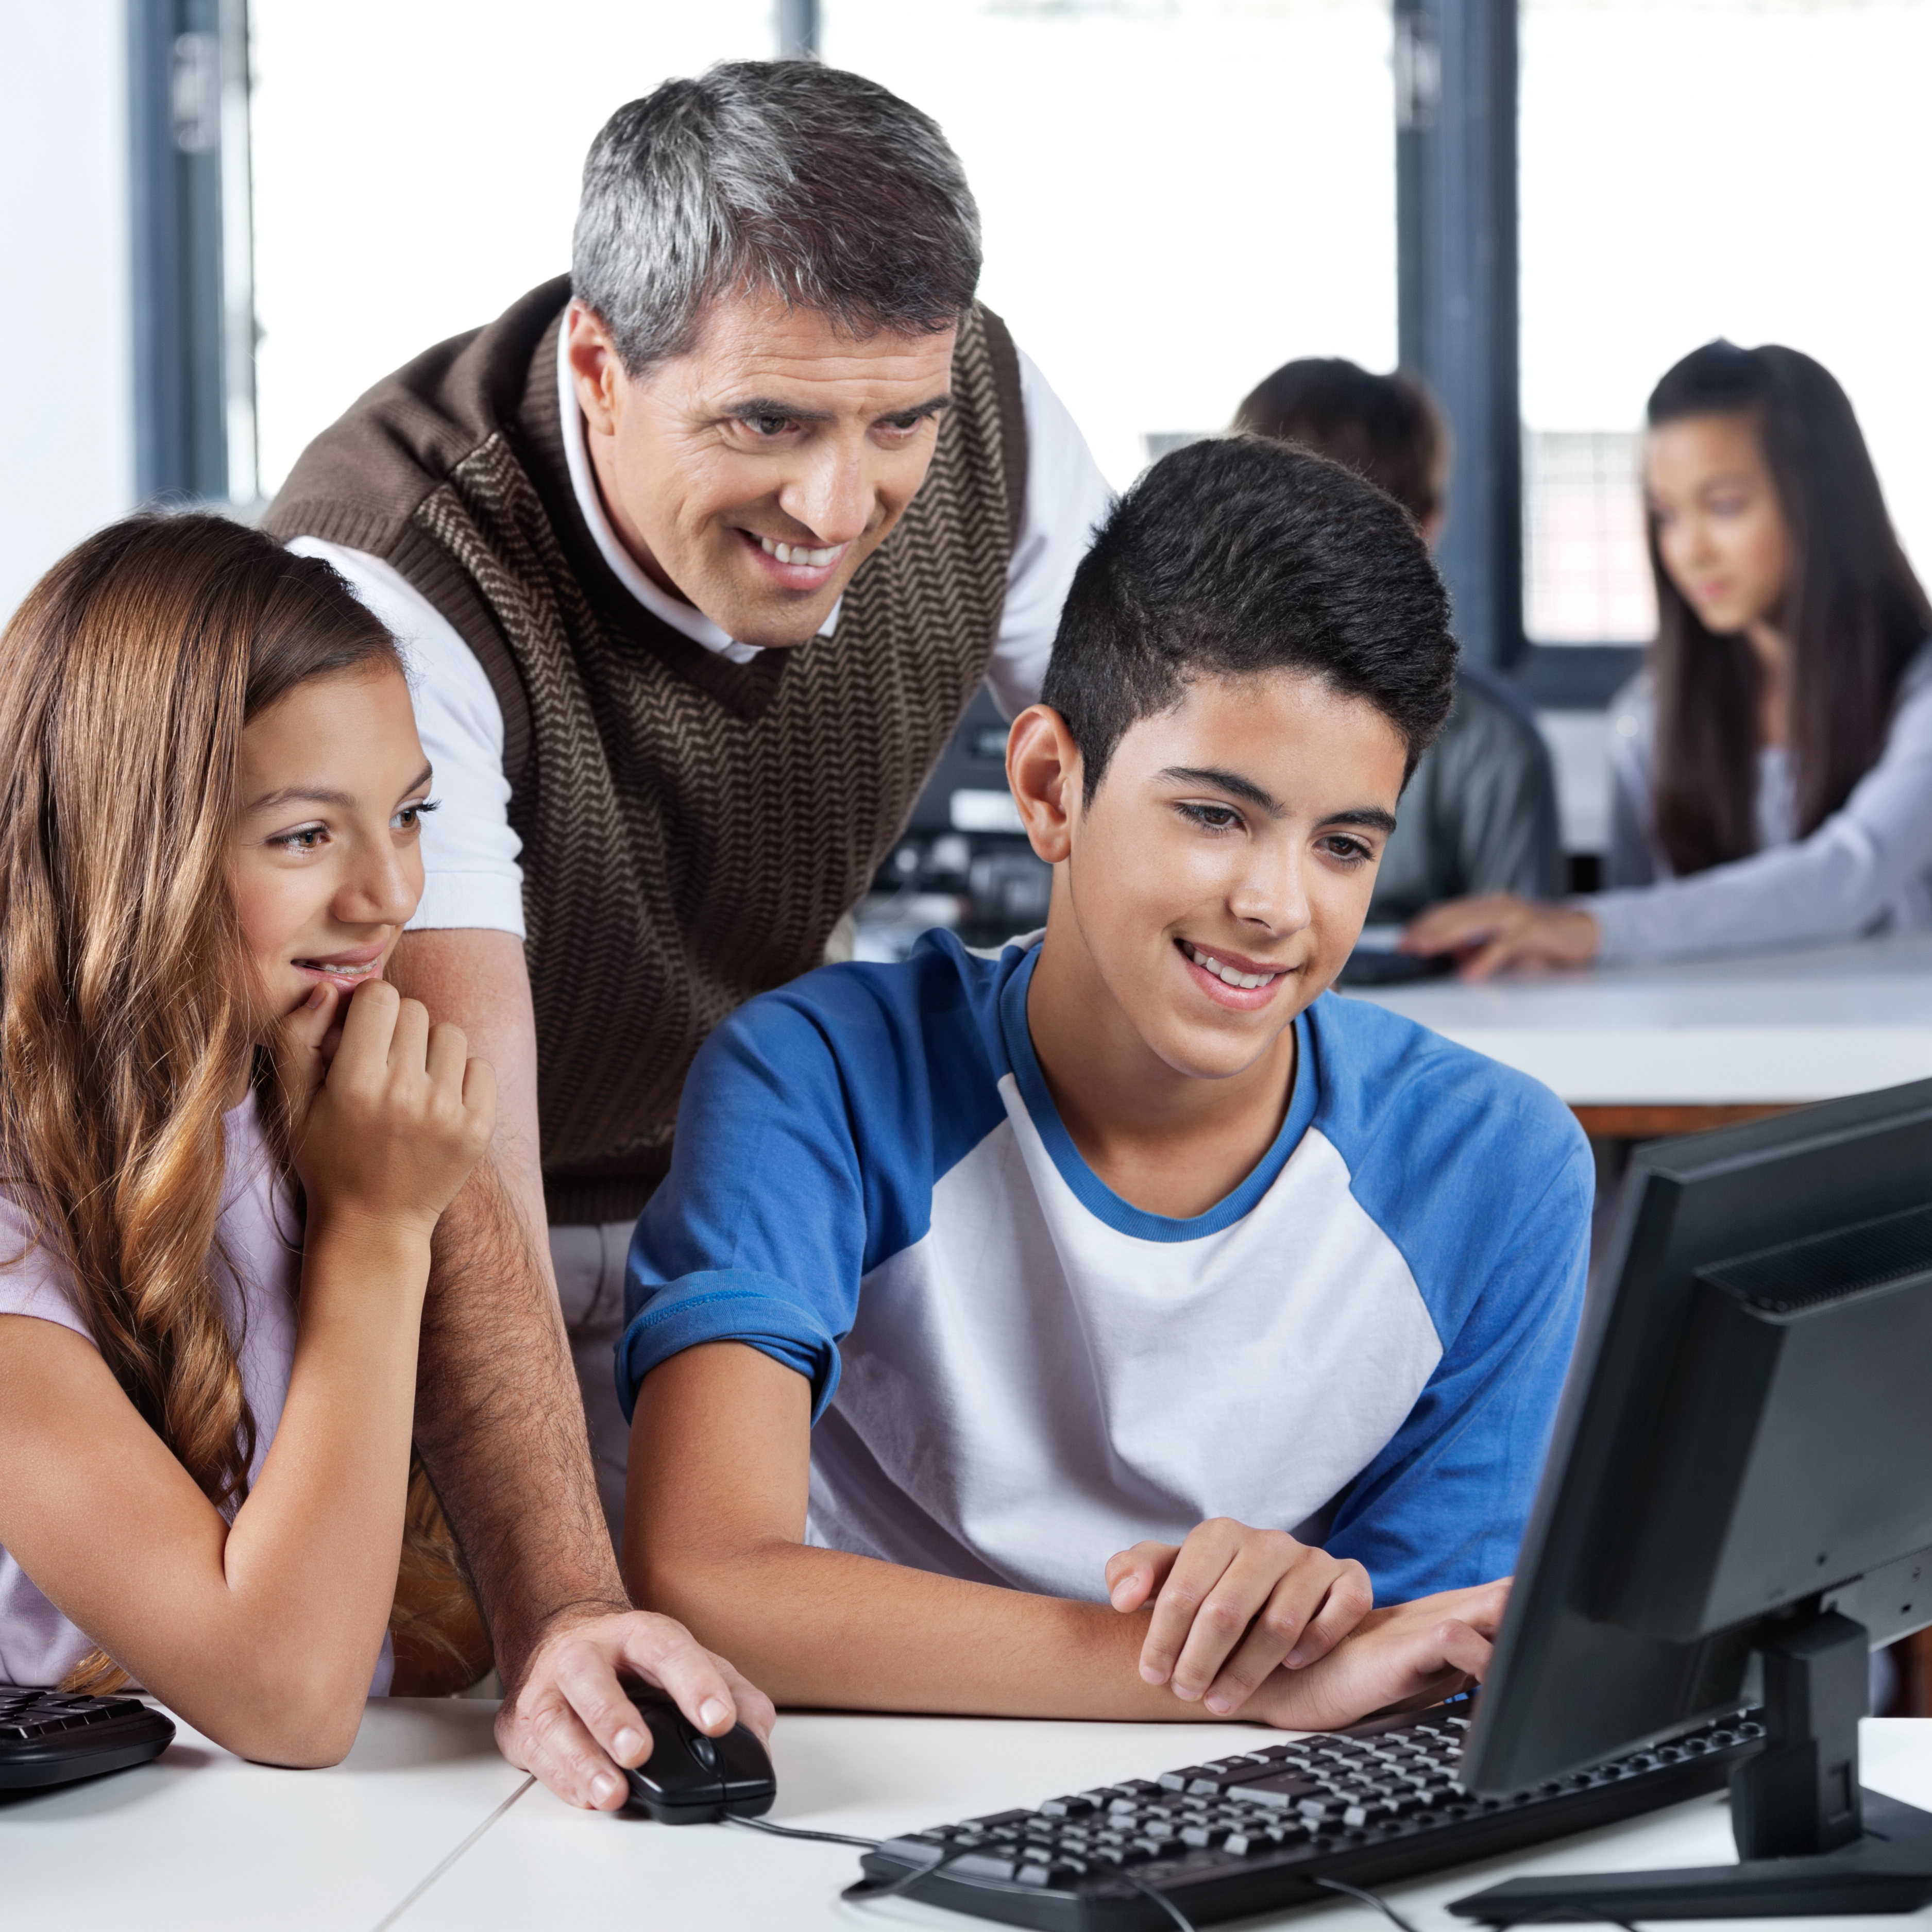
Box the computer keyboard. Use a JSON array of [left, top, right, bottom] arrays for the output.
[[0, 1689, 176, 1791], [856, 1696, 1762, 1929]]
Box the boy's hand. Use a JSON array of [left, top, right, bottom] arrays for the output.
[[1106, 1519, 1373, 1716], [1246, 1579, 1509, 1732], [283, 978, 497, 1238]]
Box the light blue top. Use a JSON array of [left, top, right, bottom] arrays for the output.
[[618, 933, 1591, 1606], [1592, 643, 1932, 962]]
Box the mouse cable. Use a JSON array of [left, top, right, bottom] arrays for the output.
[[840, 1844, 972, 1906], [722, 1812, 882, 1850], [1314, 1876, 1426, 1932], [1127, 1875, 1203, 1931]]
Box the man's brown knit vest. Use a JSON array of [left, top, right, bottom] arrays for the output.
[[267, 278, 1025, 1223]]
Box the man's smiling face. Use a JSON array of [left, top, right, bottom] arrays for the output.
[[567, 289, 958, 648]]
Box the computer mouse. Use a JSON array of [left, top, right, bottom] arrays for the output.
[[618, 1682, 776, 1824]]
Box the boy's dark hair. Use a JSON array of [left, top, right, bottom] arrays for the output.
[[1042, 436, 1458, 800], [1234, 357, 1448, 527]]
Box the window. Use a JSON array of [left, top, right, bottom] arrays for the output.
[[247, 0, 772, 494], [1519, 0, 1932, 646], [820, 0, 1399, 488]]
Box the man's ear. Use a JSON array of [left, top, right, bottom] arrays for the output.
[[565, 300, 625, 438], [1007, 705, 1081, 865]]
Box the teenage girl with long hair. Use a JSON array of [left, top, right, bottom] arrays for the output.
[[0, 514, 496, 1763], [1404, 341, 1932, 976]]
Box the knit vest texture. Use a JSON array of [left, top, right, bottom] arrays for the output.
[[266, 278, 1025, 1223]]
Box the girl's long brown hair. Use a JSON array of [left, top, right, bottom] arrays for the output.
[[0, 514, 473, 1691], [1646, 342, 1932, 876]]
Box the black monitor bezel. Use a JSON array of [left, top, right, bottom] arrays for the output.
[[1461, 1078, 1932, 1797]]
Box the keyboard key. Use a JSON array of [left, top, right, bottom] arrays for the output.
[[950, 1852, 1018, 1882], [1230, 1773, 1324, 1811], [1016, 1861, 1083, 1888]]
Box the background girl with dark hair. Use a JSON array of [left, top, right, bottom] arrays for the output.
[[0, 516, 499, 1761], [1404, 340, 1932, 976]]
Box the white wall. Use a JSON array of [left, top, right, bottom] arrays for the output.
[[822, 0, 1399, 491], [1520, 0, 1932, 581], [0, 0, 135, 624], [248, 0, 1397, 499], [248, 0, 773, 495]]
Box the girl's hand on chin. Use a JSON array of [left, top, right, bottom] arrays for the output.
[[275, 978, 348, 1106], [288, 978, 498, 1240]]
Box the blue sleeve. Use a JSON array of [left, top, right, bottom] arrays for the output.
[[1314, 1012, 1600, 1600], [614, 945, 1008, 1425], [1324, 1130, 1592, 1602], [616, 992, 869, 1424]]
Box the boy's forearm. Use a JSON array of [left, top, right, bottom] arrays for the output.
[[637, 1539, 1217, 1721], [631, 1342, 1231, 1721]]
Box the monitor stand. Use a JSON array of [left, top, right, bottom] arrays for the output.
[[1452, 1611, 1932, 1922]]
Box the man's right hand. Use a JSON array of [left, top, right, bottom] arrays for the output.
[[495, 1603, 776, 1811], [1242, 1579, 1509, 1732]]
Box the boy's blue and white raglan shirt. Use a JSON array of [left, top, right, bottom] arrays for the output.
[[618, 933, 1591, 1606]]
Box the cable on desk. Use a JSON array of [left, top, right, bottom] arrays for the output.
[[723, 1811, 882, 1850], [1128, 1874, 1204, 1930], [367, 1773, 536, 1932], [1315, 1874, 1425, 1932], [841, 1844, 971, 1907]]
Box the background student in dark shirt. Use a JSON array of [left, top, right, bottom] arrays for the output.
[[1235, 358, 1561, 925]]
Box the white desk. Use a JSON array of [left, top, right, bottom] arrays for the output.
[[1345, 931, 1932, 1130], [9, 1703, 1932, 1931], [0, 1699, 523, 1930]]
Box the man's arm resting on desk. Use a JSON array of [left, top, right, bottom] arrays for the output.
[[386, 929, 773, 1807], [626, 1341, 1503, 1728]]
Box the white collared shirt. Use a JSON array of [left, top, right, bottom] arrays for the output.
[[290, 327, 1112, 939]]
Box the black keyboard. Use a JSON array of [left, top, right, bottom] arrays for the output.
[[857, 1697, 1762, 1929], [0, 1689, 176, 1791]]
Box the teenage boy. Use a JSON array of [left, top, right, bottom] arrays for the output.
[[615, 438, 1591, 1730]]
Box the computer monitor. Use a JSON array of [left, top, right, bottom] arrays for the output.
[[1452, 1076, 1932, 1922]]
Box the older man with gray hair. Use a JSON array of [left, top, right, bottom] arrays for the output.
[[266, 61, 1109, 1807]]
